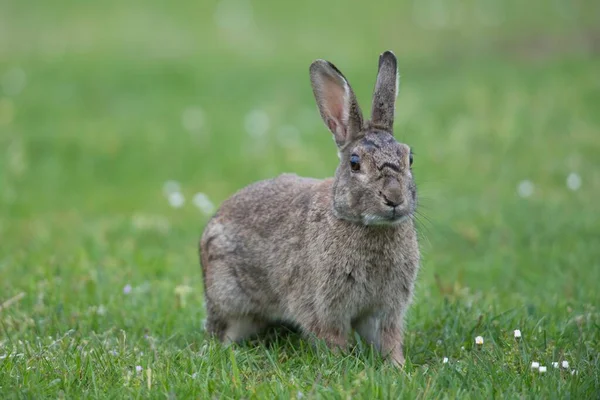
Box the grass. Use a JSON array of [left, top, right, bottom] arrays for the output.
[[1, 0, 600, 398]]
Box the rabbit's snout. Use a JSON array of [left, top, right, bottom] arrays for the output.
[[381, 172, 409, 205], [380, 179, 405, 209]]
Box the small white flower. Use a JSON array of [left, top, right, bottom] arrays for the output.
[[475, 336, 484, 345], [552, 362, 559, 368], [513, 329, 521, 338], [123, 284, 132, 295], [136, 365, 143, 373], [517, 180, 534, 198], [192, 192, 215, 215], [566, 173, 581, 191], [531, 361, 540, 369], [168, 192, 185, 208], [561, 360, 569, 369], [244, 109, 270, 138], [442, 357, 449, 364], [162, 180, 181, 195], [539, 366, 547, 373]]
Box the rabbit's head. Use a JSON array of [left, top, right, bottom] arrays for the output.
[[310, 51, 416, 226]]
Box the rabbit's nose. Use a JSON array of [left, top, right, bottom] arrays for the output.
[[382, 192, 404, 208], [381, 179, 405, 208]]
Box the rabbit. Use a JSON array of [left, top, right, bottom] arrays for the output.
[[199, 50, 419, 366]]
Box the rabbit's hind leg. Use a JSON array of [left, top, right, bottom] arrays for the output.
[[204, 300, 267, 343], [222, 316, 268, 344], [203, 301, 227, 340]]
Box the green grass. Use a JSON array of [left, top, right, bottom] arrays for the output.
[[1, 0, 600, 398]]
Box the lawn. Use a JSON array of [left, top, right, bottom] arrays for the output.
[[1, 0, 599, 398]]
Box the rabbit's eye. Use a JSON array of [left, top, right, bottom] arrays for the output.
[[350, 154, 360, 172], [409, 151, 413, 166]]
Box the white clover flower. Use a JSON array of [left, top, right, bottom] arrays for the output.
[[442, 357, 448, 364], [517, 180, 534, 198], [562, 360, 569, 369], [168, 192, 185, 208], [539, 366, 547, 373], [96, 305, 107, 316], [193, 192, 215, 215], [566, 173, 581, 191], [163, 180, 181, 195], [475, 336, 484, 345], [513, 329, 521, 338], [244, 109, 270, 138], [136, 365, 143, 373], [552, 362, 559, 368], [531, 361, 540, 369]]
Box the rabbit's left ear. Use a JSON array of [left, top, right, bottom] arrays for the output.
[[310, 60, 364, 148], [371, 51, 399, 133]]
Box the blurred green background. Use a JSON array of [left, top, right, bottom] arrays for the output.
[[1, 0, 599, 397]]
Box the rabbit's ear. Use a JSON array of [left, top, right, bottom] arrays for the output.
[[371, 51, 398, 132], [310, 60, 364, 148]]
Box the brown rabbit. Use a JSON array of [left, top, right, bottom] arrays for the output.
[[200, 51, 419, 365]]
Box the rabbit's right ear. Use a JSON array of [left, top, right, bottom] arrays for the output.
[[310, 60, 364, 148]]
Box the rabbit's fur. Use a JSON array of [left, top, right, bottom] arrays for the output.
[[200, 51, 419, 365]]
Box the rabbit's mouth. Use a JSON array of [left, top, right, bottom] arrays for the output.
[[362, 210, 412, 226]]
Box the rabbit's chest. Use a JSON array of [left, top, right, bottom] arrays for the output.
[[310, 219, 419, 318], [330, 249, 412, 315]]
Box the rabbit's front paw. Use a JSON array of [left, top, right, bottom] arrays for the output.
[[305, 324, 349, 352]]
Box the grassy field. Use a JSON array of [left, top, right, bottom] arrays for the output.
[[1, 0, 600, 398]]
